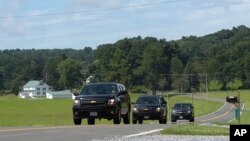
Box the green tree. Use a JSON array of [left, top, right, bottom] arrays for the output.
[[57, 59, 82, 90], [43, 57, 61, 90], [141, 42, 167, 94], [0, 70, 4, 93]]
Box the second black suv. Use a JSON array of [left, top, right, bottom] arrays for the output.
[[171, 103, 194, 123], [132, 95, 167, 124], [72, 82, 131, 125]]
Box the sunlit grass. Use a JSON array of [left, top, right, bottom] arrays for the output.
[[0, 93, 223, 126], [161, 124, 229, 135]]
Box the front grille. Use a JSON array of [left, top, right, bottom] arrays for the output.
[[80, 98, 107, 109], [138, 106, 156, 113]]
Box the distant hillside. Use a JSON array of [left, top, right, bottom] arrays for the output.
[[1, 25, 250, 94]]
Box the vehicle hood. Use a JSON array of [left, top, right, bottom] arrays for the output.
[[75, 94, 115, 100], [134, 104, 160, 107], [172, 108, 192, 112]]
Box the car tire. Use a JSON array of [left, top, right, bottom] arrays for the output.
[[159, 115, 167, 124], [113, 108, 121, 124], [73, 118, 82, 125], [123, 110, 130, 124], [189, 118, 194, 122], [88, 118, 95, 125], [132, 119, 137, 124], [138, 119, 143, 124], [171, 119, 176, 123]]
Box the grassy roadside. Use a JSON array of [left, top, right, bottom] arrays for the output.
[[161, 124, 229, 136], [208, 90, 250, 124], [0, 93, 223, 126]]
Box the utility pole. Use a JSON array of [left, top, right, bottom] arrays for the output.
[[191, 87, 194, 105], [206, 73, 208, 100]]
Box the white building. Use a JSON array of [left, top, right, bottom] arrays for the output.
[[19, 80, 52, 98], [46, 90, 73, 99]]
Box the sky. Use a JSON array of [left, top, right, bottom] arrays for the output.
[[0, 0, 250, 50]]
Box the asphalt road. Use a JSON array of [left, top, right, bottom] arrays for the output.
[[0, 96, 241, 141], [0, 124, 171, 141]]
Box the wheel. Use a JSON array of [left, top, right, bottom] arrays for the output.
[[163, 115, 167, 124], [87, 118, 95, 125], [171, 119, 176, 123], [123, 110, 130, 124], [159, 113, 167, 124], [132, 119, 137, 124], [138, 119, 143, 124], [113, 109, 121, 124], [189, 118, 194, 122], [73, 118, 82, 125], [159, 117, 167, 124]]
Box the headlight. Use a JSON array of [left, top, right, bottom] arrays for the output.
[[187, 110, 191, 114], [74, 100, 80, 106], [156, 107, 161, 112], [172, 110, 177, 114], [108, 99, 115, 103], [108, 99, 116, 106], [133, 107, 138, 112]]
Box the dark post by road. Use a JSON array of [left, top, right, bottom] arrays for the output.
[[238, 90, 241, 124], [191, 87, 194, 105]]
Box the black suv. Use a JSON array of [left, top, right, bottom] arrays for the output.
[[171, 103, 194, 123], [72, 82, 131, 125], [132, 95, 167, 124]]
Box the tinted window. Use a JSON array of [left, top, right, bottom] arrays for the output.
[[136, 97, 160, 104], [174, 103, 192, 109], [80, 84, 118, 95]]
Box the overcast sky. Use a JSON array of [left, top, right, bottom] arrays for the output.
[[0, 0, 250, 50]]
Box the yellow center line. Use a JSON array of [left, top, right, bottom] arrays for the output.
[[0, 125, 114, 133], [199, 104, 234, 122]]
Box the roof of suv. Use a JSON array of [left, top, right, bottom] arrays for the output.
[[87, 82, 122, 85]]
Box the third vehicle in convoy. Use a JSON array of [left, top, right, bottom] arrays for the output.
[[171, 103, 194, 123], [132, 95, 167, 124], [72, 82, 131, 125]]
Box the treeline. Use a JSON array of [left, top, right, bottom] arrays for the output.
[[1, 25, 250, 94], [0, 48, 95, 93]]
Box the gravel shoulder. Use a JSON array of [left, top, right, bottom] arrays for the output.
[[94, 135, 229, 141]]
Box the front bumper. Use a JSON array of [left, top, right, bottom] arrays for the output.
[[171, 113, 193, 120], [73, 105, 118, 119], [133, 111, 162, 120]]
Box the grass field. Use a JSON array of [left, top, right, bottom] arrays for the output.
[[0, 93, 223, 126], [208, 90, 250, 124], [161, 124, 229, 135]]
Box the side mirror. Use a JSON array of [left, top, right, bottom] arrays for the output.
[[73, 93, 80, 96], [119, 90, 127, 95]]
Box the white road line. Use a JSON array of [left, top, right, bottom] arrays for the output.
[[124, 129, 164, 138]]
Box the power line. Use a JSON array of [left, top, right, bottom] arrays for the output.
[[0, 0, 187, 19]]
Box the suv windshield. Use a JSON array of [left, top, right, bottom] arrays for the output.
[[80, 84, 118, 95], [136, 97, 159, 104], [174, 103, 193, 109]]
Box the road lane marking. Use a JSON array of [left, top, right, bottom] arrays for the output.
[[0, 126, 79, 133], [124, 129, 163, 138], [0, 125, 116, 133], [199, 104, 234, 122]]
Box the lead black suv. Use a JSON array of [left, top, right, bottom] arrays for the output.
[[72, 82, 131, 125], [171, 103, 194, 123]]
